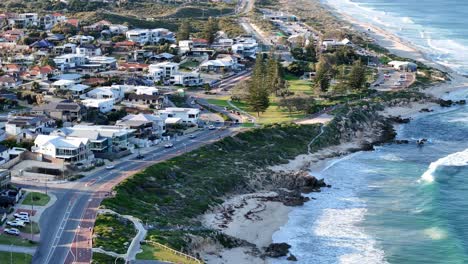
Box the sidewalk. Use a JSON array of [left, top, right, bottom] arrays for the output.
[[0, 244, 36, 254]]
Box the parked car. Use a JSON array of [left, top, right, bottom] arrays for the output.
[[208, 125, 216, 130], [6, 220, 25, 227], [164, 143, 174, 148], [188, 134, 196, 139], [15, 215, 30, 223], [14, 212, 29, 218], [4, 228, 20, 236], [136, 154, 144, 159], [105, 165, 115, 170]]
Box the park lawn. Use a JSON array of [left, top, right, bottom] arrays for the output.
[[285, 74, 314, 95], [0, 251, 32, 264], [206, 98, 231, 108], [93, 213, 137, 254], [0, 234, 37, 247], [231, 99, 306, 124], [22, 192, 50, 206], [137, 244, 200, 264]]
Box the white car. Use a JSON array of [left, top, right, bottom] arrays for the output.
[[14, 212, 29, 218], [105, 165, 115, 170], [208, 125, 216, 130], [164, 143, 174, 148], [4, 228, 20, 236], [15, 216, 30, 223], [7, 220, 25, 227]]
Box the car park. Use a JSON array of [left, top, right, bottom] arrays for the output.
[[14, 212, 29, 218]]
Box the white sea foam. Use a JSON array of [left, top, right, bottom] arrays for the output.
[[380, 154, 404, 162], [423, 227, 448, 240], [420, 148, 468, 183], [272, 154, 387, 264]]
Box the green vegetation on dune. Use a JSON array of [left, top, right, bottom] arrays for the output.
[[101, 123, 336, 249], [137, 243, 200, 263], [93, 213, 137, 254], [91, 252, 125, 264]]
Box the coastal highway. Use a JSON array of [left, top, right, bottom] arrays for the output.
[[15, 126, 239, 264]]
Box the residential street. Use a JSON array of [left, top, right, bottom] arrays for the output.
[[14, 125, 239, 264]]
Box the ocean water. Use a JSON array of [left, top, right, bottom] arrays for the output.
[[272, 101, 468, 264], [321, 0, 468, 74]]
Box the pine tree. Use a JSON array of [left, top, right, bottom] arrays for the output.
[[348, 60, 367, 90], [265, 54, 284, 96], [203, 17, 219, 44], [314, 58, 331, 93], [304, 40, 317, 63], [177, 20, 191, 42], [247, 55, 270, 116]]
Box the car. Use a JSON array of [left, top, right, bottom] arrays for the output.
[[4, 228, 20, 236], [105, 165, 115, 170], [6, 220, 25, 227], [208, 125, 216, 130], [374, 84, 380, 87], [14, 212, 29, 218], [136, 154, 144, 159], [393, 81, 402, 86], [164, 143, 174, 148], [15, 216, 30, 223], [188, 134, 196, 139]]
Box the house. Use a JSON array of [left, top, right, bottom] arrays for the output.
[[388, 61, 418, 72], [54, 125, 136, 153], [53, 54, 87, 70], [158, 107, 200, 125], [321, 38, 352, 50], [76, 44, 102, 57], [0, 145, 10, 165], [200, 55, 241, 73], [84, 85, 126, 102], [33, 135, 92, 163], [116, 113, 165, 138], [68, 35, 95, 44], [31, 101, 85, 122], [179, 40, 193, 54], [150, 62, 179, 79], [123, 93, 167, 109], [27, 65, 57, 80], [117, 62, 149, 72], [170, 73, 203, 87], [82, 98, 114, 113], [5, 115, 55, 138], [0, 169, 11, 190], [87, 56, 117, 70], [126, 28, 175, 45], [0, 75, 22, 89]]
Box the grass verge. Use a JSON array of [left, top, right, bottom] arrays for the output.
[[0, 251, 32, 264], [0, 234, 37, 247], [137, 243, 200, 264], [21, 192, 50, 206]]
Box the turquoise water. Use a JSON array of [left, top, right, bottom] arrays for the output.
[[321, 0, 468, 74], [272, 104, 468, 264], [271, 2, 468, 263]]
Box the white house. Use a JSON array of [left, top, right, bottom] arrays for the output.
[[158, 107, 200, 125], [232, 39, 258, 58], [76, 44, 102, 57], [82, 98, 115, 113], [116, 113, 165, 137], [126, 29, 174, 45], [170, 73, 203, 87], [200, 55, 240, 73], [53, 54, 87, 70], [68, 35, 95, 44], [150, 62, 179, 79], [178, 40, 193, 54], [388, 61, 418, 72], [33, 135, 92, 163]]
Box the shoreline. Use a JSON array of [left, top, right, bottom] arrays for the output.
[[198, 3, 468, 264]]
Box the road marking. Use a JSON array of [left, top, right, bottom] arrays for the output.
[[44, 201, 73, 264]]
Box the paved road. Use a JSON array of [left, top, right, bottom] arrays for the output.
[[17, 126, 239, 264]]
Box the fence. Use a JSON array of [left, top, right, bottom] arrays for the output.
[[143, 240, 203, 264]]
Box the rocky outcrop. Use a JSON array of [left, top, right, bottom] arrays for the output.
[[438, 99, 467, 107], [264, 243, 291, 258], [287, 254, 298, 261]]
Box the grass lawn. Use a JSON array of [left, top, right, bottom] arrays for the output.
[[206, 98, 230, 108], [285, 74, 314, 95], [180, 60, 201, 69], [137, 244, 200, 264], [22, 192, 50, 206], [0, 251, 32, 264], [91, 252, 125, 264], [18, 222, 40, 234], [0, 234, 37, 247], [93, 213, 137, 254], [231, 99, 306, 124]]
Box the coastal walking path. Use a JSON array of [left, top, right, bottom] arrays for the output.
[[0, 244, 37, 254]]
